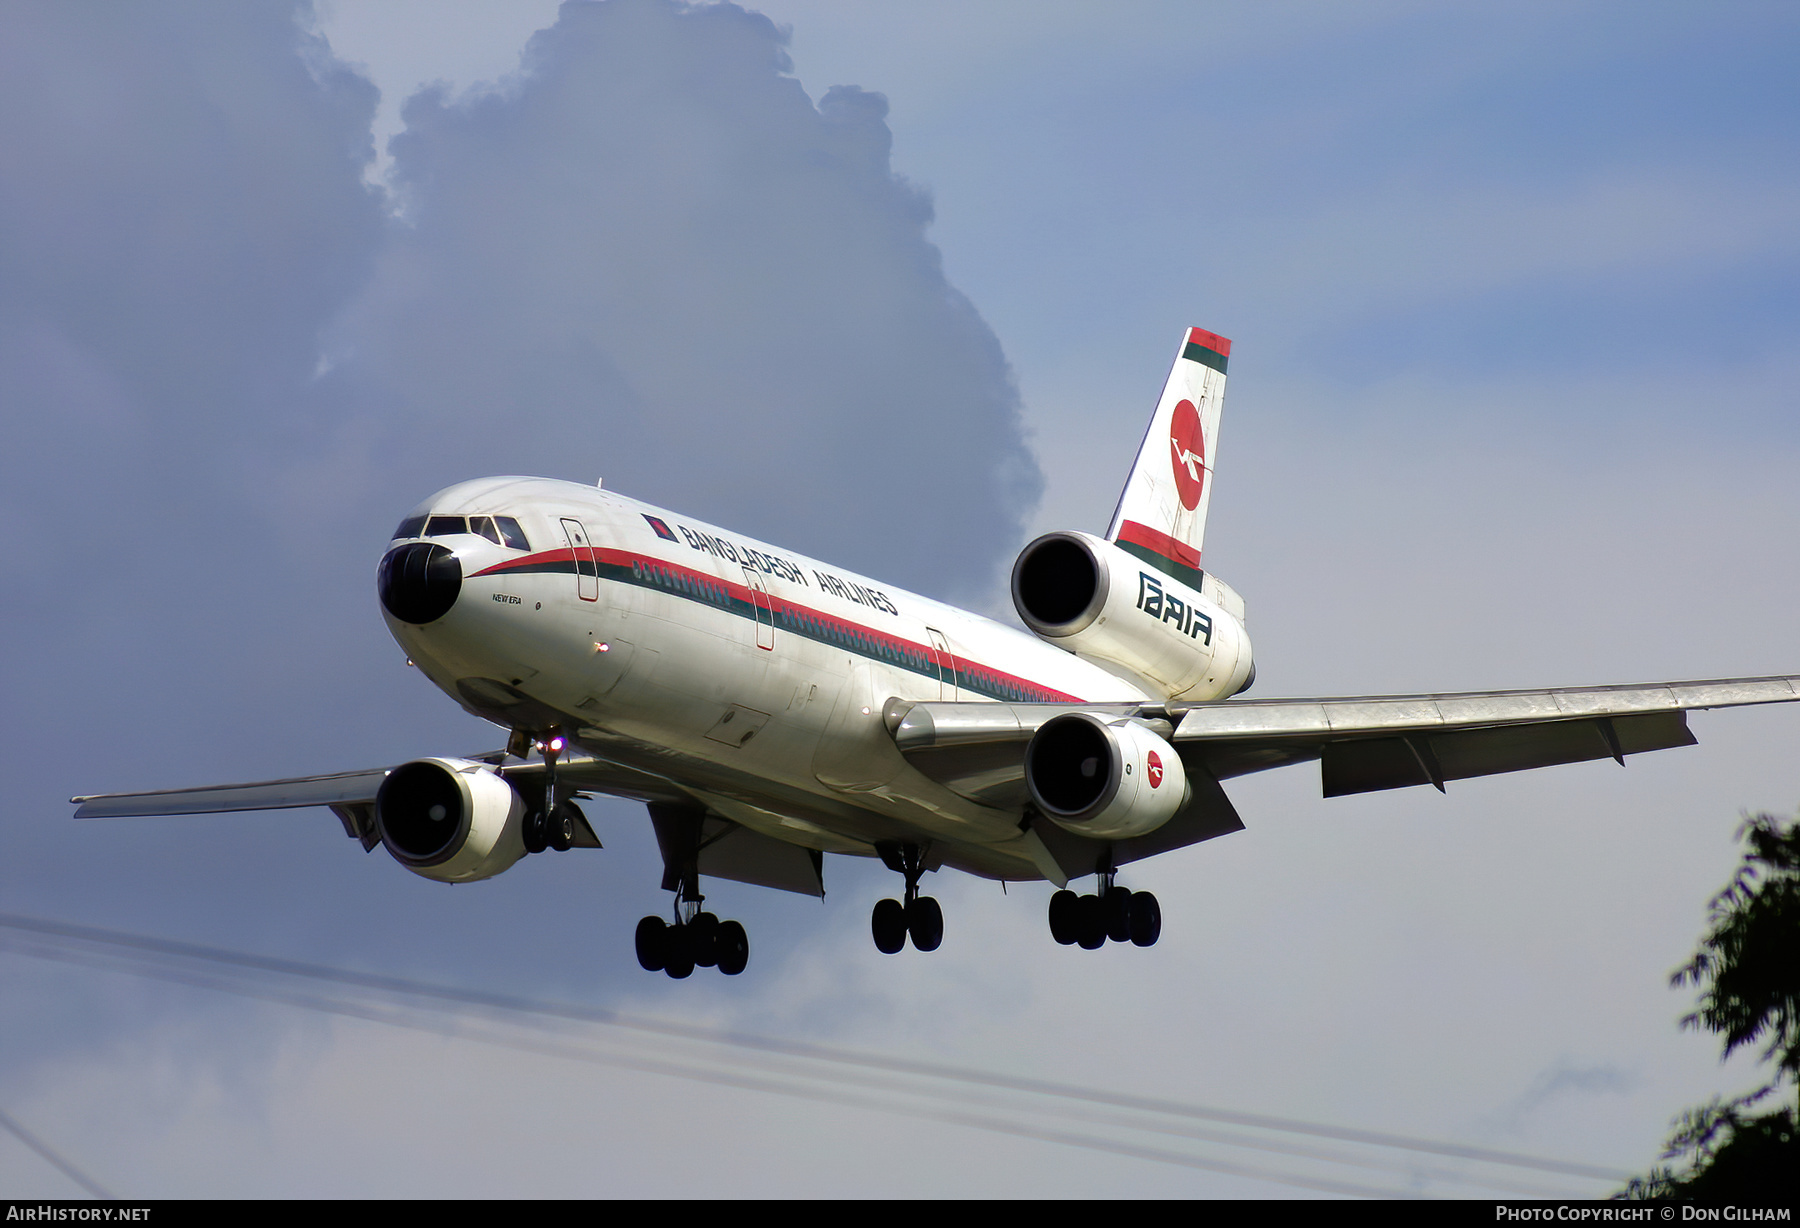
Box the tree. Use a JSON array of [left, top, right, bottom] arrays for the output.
[[1619, 812, 1800, 1200]]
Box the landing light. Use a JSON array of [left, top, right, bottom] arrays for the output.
[[594, 642, 610, 653]]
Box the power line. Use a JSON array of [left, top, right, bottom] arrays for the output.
[[0, 1105, 112, 1199], [0, 912, 1625, 1196]]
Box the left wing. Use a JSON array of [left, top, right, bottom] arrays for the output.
[[889, 674, 1800, 805]]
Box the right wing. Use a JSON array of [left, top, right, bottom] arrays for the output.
[[70, 751, 816, 893], [72, 769, 393, 820], [69, 751, 679, 850]]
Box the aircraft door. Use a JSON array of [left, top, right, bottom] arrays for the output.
[[742, 567, 775, 650], [561, 518, 599, 602], [926, 627, 959, 700]]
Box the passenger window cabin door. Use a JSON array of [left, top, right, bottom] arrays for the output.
[[926, 627, 958, 700], [561, 518, 599, 602], [742, 567, 775, 650]]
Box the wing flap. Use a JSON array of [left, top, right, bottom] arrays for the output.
[[1319, 711, 1696, 797]]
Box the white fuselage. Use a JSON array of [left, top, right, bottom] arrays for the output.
[[383, 476, 1243, 879]]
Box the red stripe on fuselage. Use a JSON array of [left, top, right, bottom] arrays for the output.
[[470, 546, 1080, 703]]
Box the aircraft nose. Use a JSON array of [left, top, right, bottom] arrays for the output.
[[378, 542, 462, 625]]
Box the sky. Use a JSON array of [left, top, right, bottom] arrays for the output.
[[2, 0, 1798, 1198]]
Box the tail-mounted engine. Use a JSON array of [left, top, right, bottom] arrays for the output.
[[1011, 531, 1253, 701], [1025, 713, 1188, 840], [374, 757, 526, 883]]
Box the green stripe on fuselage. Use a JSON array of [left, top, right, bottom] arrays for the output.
[[1115, 538, 1206, 591]]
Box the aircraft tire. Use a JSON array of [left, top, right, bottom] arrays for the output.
[[1076, 894, 1107, 950], [548, 803, 576, 852], [907, 896, 944, 952], [871, 898, 906, 954], [522, 807, 549, 854], [1048, 889, 1080, 944], [1128, 892, 1161, 948], [663, 929, 696, 979], [635, 915, 667, 972], [690, 911, 720, 968], [1104, 886, 1133, 943], [716, 920, 749, 976]]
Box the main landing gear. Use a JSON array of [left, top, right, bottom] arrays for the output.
[[636, 888, 750, 979], [1049, 869, 1160, 950], [871, 842, 943, 954], [637, 802, 749, 978]]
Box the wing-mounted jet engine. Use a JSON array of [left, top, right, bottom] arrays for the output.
[[374, 757, 527, 883], [1024, 710, 1188, 839], [1011, 531, 1253, 701]]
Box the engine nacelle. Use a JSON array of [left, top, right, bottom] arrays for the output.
[[1011, 531, 1254, 701], [1025, 713, 1188, 840], [374, 757, 526, 883]]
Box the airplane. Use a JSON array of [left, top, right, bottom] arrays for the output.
[[74, 327, 1800, 979]]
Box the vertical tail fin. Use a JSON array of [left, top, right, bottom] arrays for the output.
[[1105, 327, 1230, 588]]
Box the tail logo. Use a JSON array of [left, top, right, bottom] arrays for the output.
[[1169, 398, 1206, 510]]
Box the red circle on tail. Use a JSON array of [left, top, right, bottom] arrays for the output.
[[1169, 399, 1205, 511]]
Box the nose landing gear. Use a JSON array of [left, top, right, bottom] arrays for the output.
[[519, 729, 582, 854], [871, 842, 943, 954]]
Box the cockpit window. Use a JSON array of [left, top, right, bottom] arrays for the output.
[[402, 512, 527, 549]]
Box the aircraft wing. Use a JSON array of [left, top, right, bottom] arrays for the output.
[[72, 769, 394, 820], [888, 674, 1800, 807], [70, 750, 684, 850]]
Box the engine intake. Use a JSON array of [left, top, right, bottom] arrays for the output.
[[1011, 531, 1253, 701], [375, 757, 526, 883], [1025, 713, 1187, 840]]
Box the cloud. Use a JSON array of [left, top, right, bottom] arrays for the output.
[[316, 0, 1038, 599], [0, 0, 1043, 1144]]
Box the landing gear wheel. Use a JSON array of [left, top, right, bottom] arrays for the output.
[[871, 898, 906, 954], [547, 802, 577, 852], [690, 911, 720, 968], [906, 896, 944, 952], [663, 927, 696, 979], [1104, 886, 1133, 943], [634, 915, 667, 972], [522, 807, 549, 854], [716, 920, 749, 976], [1076, 894, 1107, 950], [1128, 891, 1162, 948], [1048, 889, 1080, 945]]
